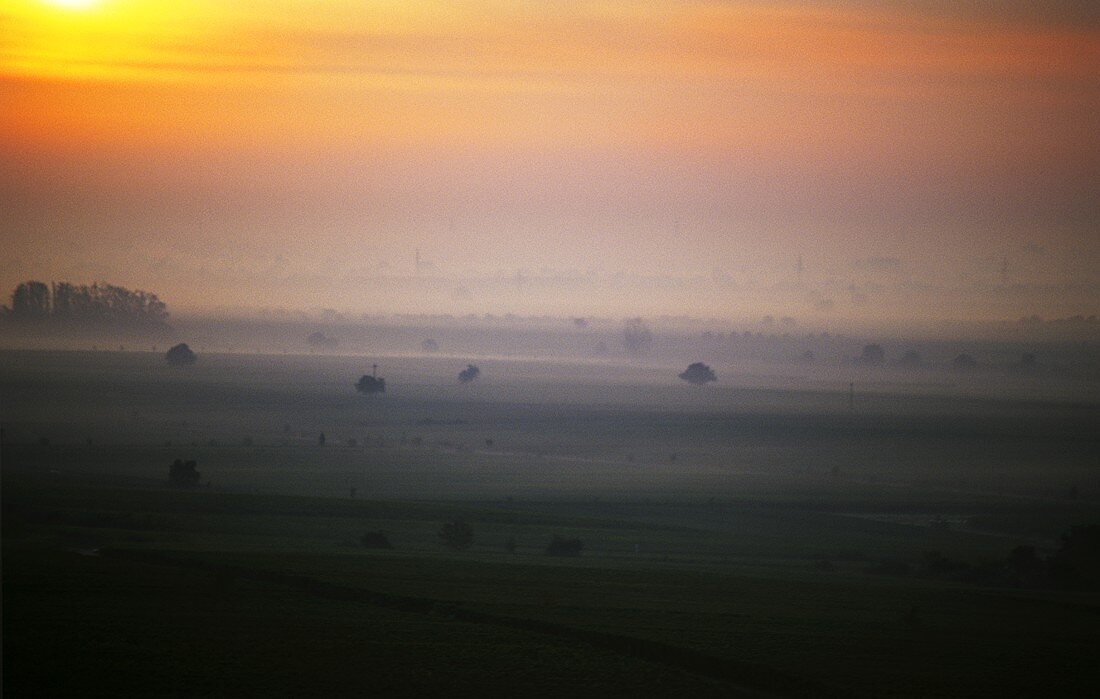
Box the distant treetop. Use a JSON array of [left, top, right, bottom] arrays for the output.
[[857, 344, 885, 366], [622, 317, 653, 356], [166, 343, 197, 365], [169, 459, 200, 487], [679, 362, 717, 385], [356, 372, 386, 394], [953, 353, 978, 370], [307, 331, 338, 349], [458, 364, 481, 383]]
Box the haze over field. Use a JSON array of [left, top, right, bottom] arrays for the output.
[[3, 1, 1098, 324], [3, 6, 1100, 695]]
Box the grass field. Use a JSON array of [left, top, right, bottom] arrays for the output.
[[3, 349, 1099, 696]]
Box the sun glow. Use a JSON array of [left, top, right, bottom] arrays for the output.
[[43, 0, 100, 9]]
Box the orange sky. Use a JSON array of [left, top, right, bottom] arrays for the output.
[[2, 1, 1098, 319]]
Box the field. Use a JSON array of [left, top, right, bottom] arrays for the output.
[[3, 349, 1099, 696]]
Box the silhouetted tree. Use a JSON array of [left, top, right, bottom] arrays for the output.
[[356, 375, 386, 394], [10, 281, 50, 320], [679, 362, 717, 385], [458, 364, 481, 383], [1007, 545, 1044, 584], [169, 459, 200, 487], [920, 551, 969, 576], [307, 331, 338, 349], [1049, 524, 1100, 587], [7, 280, 168, 325], [439, 520, 474, 550], [421, 338, 439, 352], [857, 344, 885, 365], [622, 317, 653, 356], [360, 531, 393, 549], [953, 353, 978, 370], [165, 343, 197, 365], [546, 536, 583, 557], [1014, 353, 1038, 371], [898, 350, 921, 367]]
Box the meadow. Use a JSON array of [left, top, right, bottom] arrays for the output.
[[3, 349, 1099, 696]]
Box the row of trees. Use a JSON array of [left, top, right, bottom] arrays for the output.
[[869, 525, 1100, 590], [435, 520, 583, 556], [4, 281, 168, 326], [359, 520, 585, 557], [856, 343, 1036, 371]]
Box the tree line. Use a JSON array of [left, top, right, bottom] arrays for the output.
[[3, 281, 168, 326]]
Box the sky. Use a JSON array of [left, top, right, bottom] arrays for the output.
[[2, 1, 1098, 322]]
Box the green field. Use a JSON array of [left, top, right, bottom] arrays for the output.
[[3, 350, 1099, 696]]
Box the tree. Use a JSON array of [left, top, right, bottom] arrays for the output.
[[6, 280, 168, 325], [622, 317, 653, 356], [356, 374, 386, 394], [166, 343, 197, 365], [307, 331, 337, 349], [421, 338, 439, 353], [10, 281, 50, 320], [953, 353, 978, 370], [1049, 524, 1100, 587], [439, 520, 473, 550], [1014, 353, 1038, 371], [857, 344, 885, 365], [169, 459, 200, 487], [1007, 545, 1044, 583], [679, 362, 717, 385], [546, 536, 583, 557], [458, 364, 480, 383], [898, 350, 922, 367], [360, 531, 394, 549]]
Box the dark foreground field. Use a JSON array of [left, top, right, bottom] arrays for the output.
[[3, 350, 1099, 696]]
